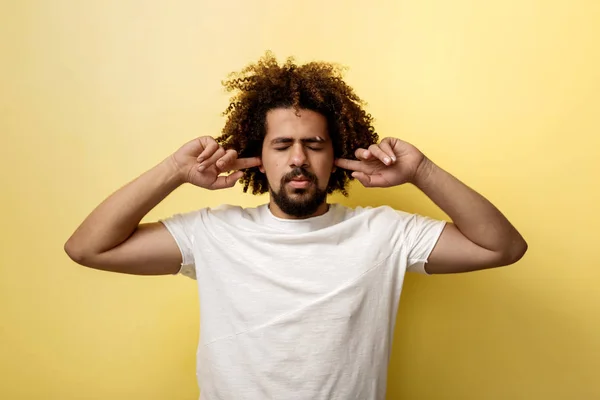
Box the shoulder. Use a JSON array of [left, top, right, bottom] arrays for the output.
[[162, 204, 247, 225], [193, 204, 269, 231], [336, 204, 440, 238], [207, 204, 260, 221], [337, 204, 413, 222]]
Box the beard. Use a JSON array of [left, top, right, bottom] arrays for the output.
[[270, 167, 328, 218]]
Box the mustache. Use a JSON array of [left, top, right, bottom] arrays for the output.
[[282, 167, 318, 183]]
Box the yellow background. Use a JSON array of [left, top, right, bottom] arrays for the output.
[[2, 0, 599, 399]]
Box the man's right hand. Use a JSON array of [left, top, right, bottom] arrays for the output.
[[171, 136, 262, 190], [65, 135, 262, 275]]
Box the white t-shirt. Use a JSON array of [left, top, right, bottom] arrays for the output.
[[160, 203, 446, 400]]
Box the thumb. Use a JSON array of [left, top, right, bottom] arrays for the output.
[[352, 172, 373, 187]]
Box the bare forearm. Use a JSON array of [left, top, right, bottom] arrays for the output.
[[65, 157, 183, 257], [414, 158, 527, 257]]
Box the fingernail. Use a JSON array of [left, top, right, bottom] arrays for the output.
[[391, 156, 396, 162], [197, 157, 204, 163], [384, 157, 391, 165], [198, 165, 205, 172]]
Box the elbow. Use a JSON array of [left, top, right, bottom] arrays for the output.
[[501, 236, 528, 266], [64, 239, 91, 266]]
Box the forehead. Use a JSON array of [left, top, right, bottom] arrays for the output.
[[264, 108, 329, 140]]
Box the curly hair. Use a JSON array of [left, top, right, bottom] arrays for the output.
[[216, 51, 379, 196]]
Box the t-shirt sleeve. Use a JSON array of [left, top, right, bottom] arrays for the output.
[[397, 210, 447, 274], [159, 210, 202, 280]]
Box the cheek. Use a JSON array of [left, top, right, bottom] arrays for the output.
[[259, 153, 273, 174], [314, 161, 335, 187], [260, 159, 283, 183], [317, 154, 335, 174]]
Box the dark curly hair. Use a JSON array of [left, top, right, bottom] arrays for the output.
[[216, 51, 379, 196]]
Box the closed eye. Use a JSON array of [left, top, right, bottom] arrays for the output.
[[273, 146, 323, 151]]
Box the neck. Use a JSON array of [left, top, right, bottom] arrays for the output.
[[268, 200, 330, 220]]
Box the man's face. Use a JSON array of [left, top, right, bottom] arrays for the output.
[[260, 107, 335, 219]]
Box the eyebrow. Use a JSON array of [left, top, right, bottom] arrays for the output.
[[270, 136, 327, 145]]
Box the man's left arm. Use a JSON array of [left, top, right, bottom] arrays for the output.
[[411, 158, 527, 273], [335, 137, 528, 274]]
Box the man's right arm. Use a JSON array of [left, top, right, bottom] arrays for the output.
[[64, 157, 184, 275], [64, 136, 261, 276]]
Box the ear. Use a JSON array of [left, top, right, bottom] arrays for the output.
[[259, 165, 265, 173]]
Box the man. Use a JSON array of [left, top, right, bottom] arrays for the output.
[[65, 53, 527, 399]]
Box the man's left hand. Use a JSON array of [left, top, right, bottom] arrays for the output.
[[334, 137, 427, 188]]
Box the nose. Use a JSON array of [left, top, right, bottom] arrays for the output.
[[289, 144, 308, 168]]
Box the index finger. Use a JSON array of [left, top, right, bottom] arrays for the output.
[[334, 158, 368, 173], [230, 156, 262, 171]]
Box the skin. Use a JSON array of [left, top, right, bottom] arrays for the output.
[[334, 138, 528, 273], [259, 108, 335, 219], [64, 107, 527, 275]]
